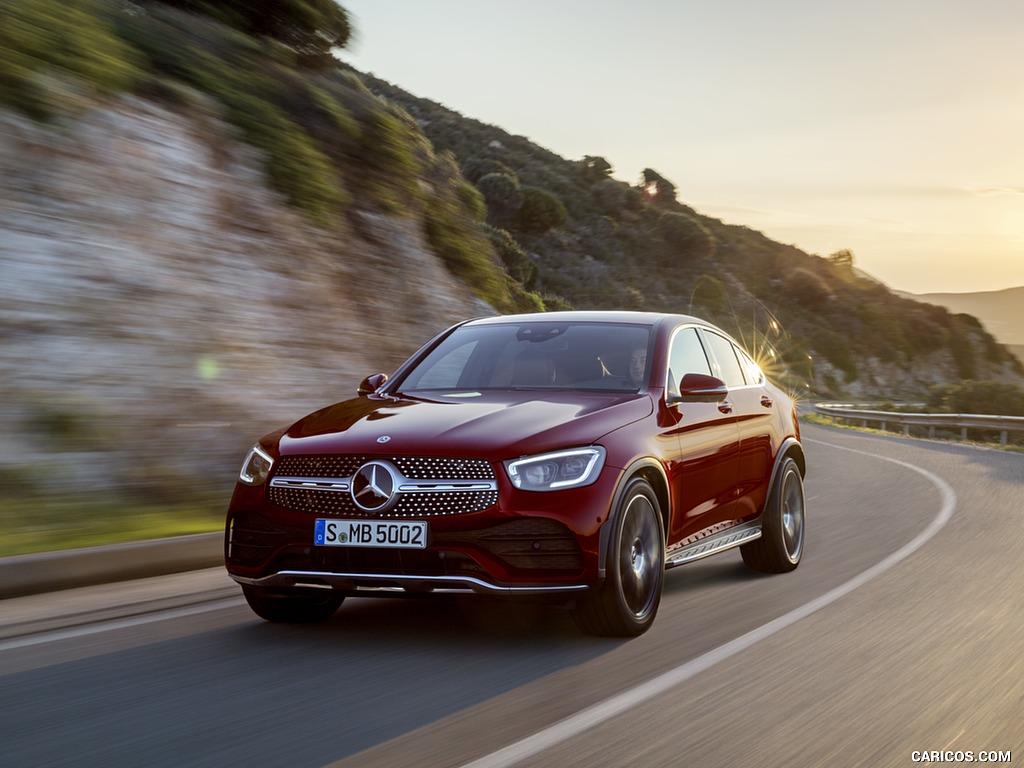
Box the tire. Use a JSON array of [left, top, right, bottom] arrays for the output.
[[241, 585, 344, 623], [742, 456, 805, 573], [574, 478, 665, 637]]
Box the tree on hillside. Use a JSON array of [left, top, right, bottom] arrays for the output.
[[147, 0, 351, 62], [461, 156, 519, 185], [581, 155, 613, 183], [640, 168, 677, 204], [518, 186, 567, 234], [828, 249, 855, 268], [655, 211, 715, 263], [476, 172, 523, 224]]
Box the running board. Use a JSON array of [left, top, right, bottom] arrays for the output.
[[665, 523, 761, 568]]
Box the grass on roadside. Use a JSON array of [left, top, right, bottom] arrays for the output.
[[0, 497, 224, 557]]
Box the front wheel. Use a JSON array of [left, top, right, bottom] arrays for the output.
[[574, 478, 665, 637], [742, 456, 805, 573], [241, 585, 344, 623]]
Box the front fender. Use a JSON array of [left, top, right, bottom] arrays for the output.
[[596, 457, 670, 578]]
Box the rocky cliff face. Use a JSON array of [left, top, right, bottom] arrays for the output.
[[0, 97, 488, 504]]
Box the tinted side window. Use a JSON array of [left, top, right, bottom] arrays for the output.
[[737, 347, 764, 385], [702, 331, 746, 388], [667, 327, 712, 392]]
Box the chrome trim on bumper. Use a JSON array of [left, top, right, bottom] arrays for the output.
[[268, 477, 498, 494], [397, 482, 497, 492], [270, 477, 350, 492], [229, 570, 589, 595]]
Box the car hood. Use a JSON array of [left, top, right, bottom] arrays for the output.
[[274, 391, 653, 461]]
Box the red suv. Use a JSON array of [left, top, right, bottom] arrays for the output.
[[225, 311, 805, 636]]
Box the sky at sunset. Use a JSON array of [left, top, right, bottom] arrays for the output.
[[340, 0, 1024, 294]]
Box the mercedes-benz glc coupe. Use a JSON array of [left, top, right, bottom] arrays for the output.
[[225, 311, 806, 636]]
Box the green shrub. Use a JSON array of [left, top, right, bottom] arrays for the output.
[[928, 381, 1024, 416], [461, 156, 519, 184], [143, 0, 351, 61], [483, 225, 537, 289], [115, 4, 348, 223], [655, 211, 716, 262], [518, 186, 567, 234], [0, 0, 142, 119], [356, 108, 425, 213], [810, 328, 858, 381], [423, 178, 517, 312], [238, 104, 348, 223], [476, 172, 522, 223], [301, 81, 361, 141], [454, 179, 486, 222], [592, 178, 632, 215]]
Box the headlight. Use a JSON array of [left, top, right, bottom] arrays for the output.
[[239, 445, 274, 486], [504, 447, 605, 491]]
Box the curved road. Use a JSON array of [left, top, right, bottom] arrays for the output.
[[1, 423, 1021, 767]]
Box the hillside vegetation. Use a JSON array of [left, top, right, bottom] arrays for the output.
[[361, 75, 1024, 397], [5, 0, 1021, 394], [2, 0, 1024, 551]]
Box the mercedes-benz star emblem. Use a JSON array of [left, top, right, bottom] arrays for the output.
[[351, 461, 397, 512]]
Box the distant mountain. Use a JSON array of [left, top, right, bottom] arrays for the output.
[[903, 287, 1024, 345]]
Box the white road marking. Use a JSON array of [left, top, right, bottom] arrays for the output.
[[0, 597, 245, 652], [461, 439, 957, 768]]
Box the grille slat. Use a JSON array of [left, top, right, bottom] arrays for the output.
[[267, 455, 498, 518]]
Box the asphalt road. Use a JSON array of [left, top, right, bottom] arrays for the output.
[[1, 423, 1021, 768]]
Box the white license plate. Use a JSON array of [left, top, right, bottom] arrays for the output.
[[314, 519, 428, 549]]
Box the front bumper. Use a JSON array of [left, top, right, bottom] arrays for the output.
[[229, 569, 590, 595], [225, 455, 622, 592]]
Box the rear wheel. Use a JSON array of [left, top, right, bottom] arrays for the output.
[[742, 456, 805, 573], [241, 585, 344, 623], [574, 478, 665, 637]]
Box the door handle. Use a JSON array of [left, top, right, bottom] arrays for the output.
[[760, 395, 774, 409], [718, 401, 733, 415]]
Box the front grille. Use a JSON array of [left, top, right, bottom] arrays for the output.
[[267, 486, 499, 518], [267, 454, 498, 518], [275, 456, 363, 478], [275, 455, 493, 480]]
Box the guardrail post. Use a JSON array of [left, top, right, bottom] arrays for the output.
[[961, 427, 968, 441], [1001, 431, 1008, 447]]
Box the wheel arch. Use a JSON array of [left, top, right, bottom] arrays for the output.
[[782, 437, 806, 478], [597, 458, 670, 577], [758, 437, 806, 519]]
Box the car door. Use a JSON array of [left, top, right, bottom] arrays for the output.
[[662, 326, 742, 546], [699, 330, 775, 521]]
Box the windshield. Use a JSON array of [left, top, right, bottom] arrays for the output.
[[396, 322, 652, 394]]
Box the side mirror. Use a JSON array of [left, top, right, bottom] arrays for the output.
[[668, 373, 728, 404], [357, 373, 388, 397]]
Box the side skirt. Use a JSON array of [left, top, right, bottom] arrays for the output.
[[665, 521, 761, 569]]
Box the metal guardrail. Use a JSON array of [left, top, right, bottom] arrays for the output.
[[814, 403, 1024, 447]]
